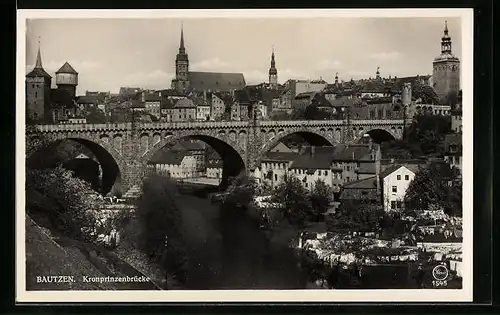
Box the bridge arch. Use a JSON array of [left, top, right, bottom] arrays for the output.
[[27, 137, 122, 196], [142, 133, 246, 189], [357, 128, 397, 143], [258, 129, 334, 165]]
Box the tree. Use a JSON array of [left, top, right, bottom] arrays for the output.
[[308, 179, 333, 221], [273, 175, 312, 228], [221, 173, 257, 210], [304, 104, 331, 120], [404, 163, 462, 217], [412, 82, 439, 104], [330, 200, 385, 233]]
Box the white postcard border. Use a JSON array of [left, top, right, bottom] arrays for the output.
[[16, 8, 474, 303]]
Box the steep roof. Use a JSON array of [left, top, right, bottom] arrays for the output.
[[261, 152, 298, 162], [148, 149, 187, 165], [188, 71, 246, 92], [332, 144, 374, 161], [56, 62, 78, 74], [342, 176, 378, 189], [144, 93, 161, 102], [290, 146, 335, 170], [77, 96, 99, 104], [213, 92, 234, 105], [357, 162, 377, 174], [378, 165, 415, 179], [270, 142, 294, 153], [26, 67, 51, 78], [174, 98, 196, 108]]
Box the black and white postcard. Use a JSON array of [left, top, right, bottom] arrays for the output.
[[16, 9, 473, 302]]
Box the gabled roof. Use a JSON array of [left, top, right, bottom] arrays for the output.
[[129, 100, 145, 108], [290, 146, 335, 170], [342, 176, 378, 189], [174, 98, 196, 108], [295, 92, 316, 99], [332, 144, 374, 161], [213, 92, 234, 105], [144, 93, 161, 102], [77, 96, 99, 104], [148, 149, 187, 165], [378, 165, 415, 179], [270, 142, 294, 153], [56, 62, 78, 74], [261, 152, 298, 162], [188, 71, 246, 92], [357, 162, 377, 174], [26, 67, 51, 78]]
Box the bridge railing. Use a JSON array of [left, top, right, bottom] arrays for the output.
[[34, 118, 409, 132]]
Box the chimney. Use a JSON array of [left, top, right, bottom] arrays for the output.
[[203, 90, 207, 101], [310, 146, 315, 158], [141, 91, 145, 102]]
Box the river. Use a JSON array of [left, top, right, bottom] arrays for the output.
[[175, 193, 306, 290]]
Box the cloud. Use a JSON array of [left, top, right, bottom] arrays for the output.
[[190, 57, 230, 71], [316, 59, 342, 70], [243, 69, 268, 85], [367, 51, 401, 61]]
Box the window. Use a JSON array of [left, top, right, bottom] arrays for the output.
[[391, 201, 396, 209], [392, 186, 397, 193], [405, 175, 409, 180], [397, 175, 401, 180], [274, 174, 278, 181], [324, 170, 328, 176], [396, 201, 403, 209], [305, 183, 308, 188]]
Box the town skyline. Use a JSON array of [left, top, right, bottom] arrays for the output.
[[25, 17, 462, 94]]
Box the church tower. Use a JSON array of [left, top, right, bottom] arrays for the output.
[[26, 41, 52, 122], [172, 25, 190, 92], [432, 21, 460, 100], [268, 47, 278, 89]]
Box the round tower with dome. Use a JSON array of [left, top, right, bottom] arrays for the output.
[[55, 61, 78, 98]]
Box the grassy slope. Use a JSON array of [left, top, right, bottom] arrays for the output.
[[25, 188, 161, 291]]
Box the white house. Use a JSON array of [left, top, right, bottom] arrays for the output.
[[379, 165, 416, 212], [196, 103, 211, 121], [148, 150, 198, 179]]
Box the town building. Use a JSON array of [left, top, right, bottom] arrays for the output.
[[444, 134, 462, 174], [171, 26, 246, 93], [281, 79, 328, 110], [289, 146, 335, 190], [432, 21, 461, 100], [254, 143, 297, 188], [172, 98, 196, 122], [379, 165, 416, 212], [196, 102, 211, 121], [143, 92, 162, 119], [451, 106, 463, 133], [205, 150, 223, 181], [147, 149, 198, 179], [330, 143, 381, 191], [339, 176, 379, 204]]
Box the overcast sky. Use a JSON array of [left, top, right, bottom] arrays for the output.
[[25, 17, 462, 95]]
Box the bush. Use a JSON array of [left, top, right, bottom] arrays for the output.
[[26, 167, 106, 242]]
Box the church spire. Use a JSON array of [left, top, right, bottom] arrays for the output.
[[35, 37, 43, 69], [441, 20, 452, 54], [179, 23, 185, 54], [268, 46, 278, 88]]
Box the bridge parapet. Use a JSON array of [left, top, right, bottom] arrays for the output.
[[35, 123, 133, 133]]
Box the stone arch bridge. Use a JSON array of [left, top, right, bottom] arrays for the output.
[[30, 119, 407, 195]]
